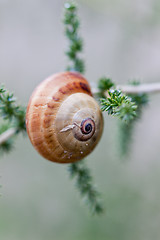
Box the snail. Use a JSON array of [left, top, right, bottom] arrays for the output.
[[26, 72, 103, 163]]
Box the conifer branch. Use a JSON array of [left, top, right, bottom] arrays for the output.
[[64, 1, 85, 73], [68, 161, 104, 215], [97, 77, 149, 157], [100, 89, 137, 123], [118, 91, 148, 157], [64, 1, 104, 215], [0, 86, 26, 152]]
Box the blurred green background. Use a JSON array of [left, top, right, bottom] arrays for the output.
[[1, 0, 160, 239]]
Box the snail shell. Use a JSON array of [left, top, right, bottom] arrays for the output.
[[26, 72, 103, 163]]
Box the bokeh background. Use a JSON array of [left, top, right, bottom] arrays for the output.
[[1, 0, 160, 239]]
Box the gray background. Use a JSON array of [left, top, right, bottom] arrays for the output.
[[0, 0, 160, 239]]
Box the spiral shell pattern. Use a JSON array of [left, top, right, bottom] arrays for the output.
[[26, 72, 103, 163]]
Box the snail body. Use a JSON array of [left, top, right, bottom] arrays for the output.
[[26, 72, 103, 163]]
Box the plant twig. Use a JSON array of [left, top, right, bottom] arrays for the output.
[[93, 82, 160, 95], [0, 128, 17, 145], [117, 82, 160, 94]]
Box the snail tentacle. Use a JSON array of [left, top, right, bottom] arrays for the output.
[[60, 124, 76, 132]]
